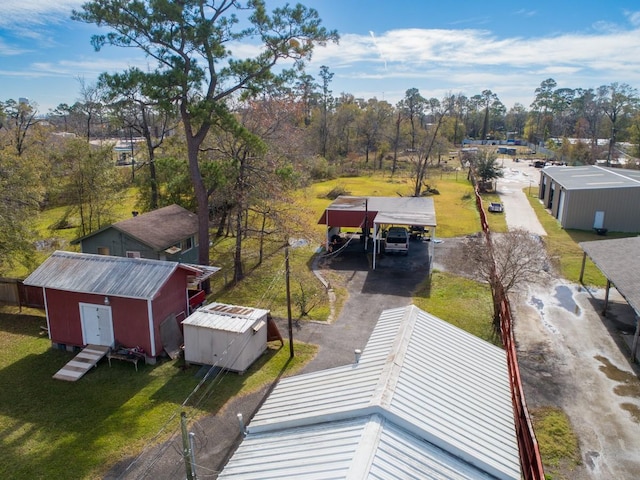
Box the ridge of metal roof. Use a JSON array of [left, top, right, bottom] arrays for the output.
[[227, 305, 519, 480]]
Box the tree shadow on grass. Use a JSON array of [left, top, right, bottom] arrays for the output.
[[0, 307, 47, 339]]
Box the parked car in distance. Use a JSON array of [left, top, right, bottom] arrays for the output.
[[384, 227, 409, 255], [488, 202, 504, 213]]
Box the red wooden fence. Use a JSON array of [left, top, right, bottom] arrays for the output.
[[475, 187, 546, 480]]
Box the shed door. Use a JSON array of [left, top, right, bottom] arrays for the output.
[[594, 211, 605, 229], [556, 190, 565, 223], [80, 303, 114, 347]]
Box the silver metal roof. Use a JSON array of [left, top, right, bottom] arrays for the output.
[[219, 305, 520, 479], [182, 302, 269, 333], [23, 250, 200, 300], [328, 195, 437, 227], [580, 236, 640, 316], [541, 165, 640, 190]]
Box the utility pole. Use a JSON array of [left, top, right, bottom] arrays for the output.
[[285, 244, 294, 358], [181, 411, 195, 480]]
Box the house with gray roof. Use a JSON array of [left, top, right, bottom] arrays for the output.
[[72, 204, 200, 263], [539, 166, 640, 232], [218, 305, 521, 479]]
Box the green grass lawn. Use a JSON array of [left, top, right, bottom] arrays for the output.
[[302, 170, 481, 238], [0, 306, 316, 480], [412, 270, 498, 346], [530, 406, 581, 479], [5, 167, 599, 478]]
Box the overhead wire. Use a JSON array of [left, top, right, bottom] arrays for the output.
[[122, 259, 290, 479]]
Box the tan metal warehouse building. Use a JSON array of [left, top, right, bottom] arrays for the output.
[[539, 166, 640, 232]]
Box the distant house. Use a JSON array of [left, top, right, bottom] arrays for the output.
[[23, 251, 202, 362], [539, 165, 640, 232], [218, 305, 521, 479], [72, 204, 200, 263]]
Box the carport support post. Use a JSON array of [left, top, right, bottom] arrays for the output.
[[579, 252, 587, 284], [632, 317, 640, 364], [372, 223, 378, 270], [602, 280, 611, 316]]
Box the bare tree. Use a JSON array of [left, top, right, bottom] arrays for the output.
[[75, 77, 104, 141], [597, 82, 639, 166], [1, 99, 40, 156], [463, 229, 548, 331]]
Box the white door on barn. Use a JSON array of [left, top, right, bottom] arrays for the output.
[[80, 303, 115, 347]]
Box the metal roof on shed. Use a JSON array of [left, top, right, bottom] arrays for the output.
[[182, 302, 269, 333], [218, 305, 520, 480], [318, 196, 437, 227], [23, 250, 200, 300], [580, 236, 640, 316], [541, 165, 640, 190]]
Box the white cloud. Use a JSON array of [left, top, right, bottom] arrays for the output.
[[0, 0, 84, 26], [626, 10, 640, 27], [300, 24, 640, 107]]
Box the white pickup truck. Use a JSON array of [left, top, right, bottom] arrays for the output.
[[384, 227, 409, 255]]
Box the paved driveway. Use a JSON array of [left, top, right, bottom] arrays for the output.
[[495, 158, 547, 236], [494, 157, 640, 479], [107, 244, 431, 479]]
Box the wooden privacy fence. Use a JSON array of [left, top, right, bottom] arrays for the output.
[[474, 188, 546, 480], [0, 277, 45, 309]]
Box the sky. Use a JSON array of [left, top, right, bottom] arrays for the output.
[[1, 0, 640, 113]]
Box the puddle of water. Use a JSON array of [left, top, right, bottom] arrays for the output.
[[531, 296, 544, 312], [620, 403, 640, 423], [554, 284, 581, 315], [530, 296, 559, 334], [594, 355, 640, 397]]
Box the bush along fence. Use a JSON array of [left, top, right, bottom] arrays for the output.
[[474, 185, 546, 480]]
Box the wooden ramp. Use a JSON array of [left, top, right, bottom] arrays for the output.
[[53, 344, 110, 381]]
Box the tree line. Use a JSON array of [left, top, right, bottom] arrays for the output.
[[1, 0, 638, 278]]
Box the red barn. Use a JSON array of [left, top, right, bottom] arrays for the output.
[[24, 251, 202, 362]]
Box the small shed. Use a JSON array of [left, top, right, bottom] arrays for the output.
[[182, 302, 269, 373], [23, 251, 202, 362]]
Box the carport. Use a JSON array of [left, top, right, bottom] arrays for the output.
[[579, 236, 640, 362], [318, 196, 437, 270]]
